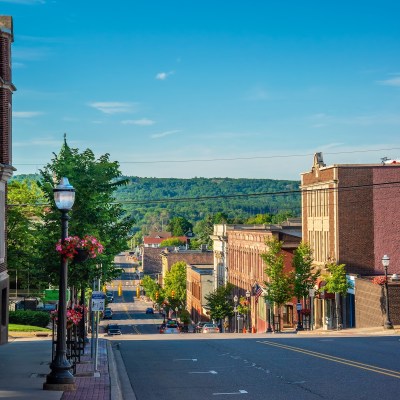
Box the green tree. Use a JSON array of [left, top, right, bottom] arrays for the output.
[[167, 216, 193, 237], [141, 275, 161, 301], [159, 238, 186, 247], [323, 260, 352, 329], [204, 284, 234, 327], [163, 261, 187, 307], [261, 237, 293, 329], [37, 137, 134, 292], [7, 180, 46, 292], [292, 242, 320, 329], [246, 213, 272, 224]]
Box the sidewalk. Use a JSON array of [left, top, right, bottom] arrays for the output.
[[0, 335, 114, 400], [296, 325, 400, 336]]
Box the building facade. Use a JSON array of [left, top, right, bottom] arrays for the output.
[[301, 153, 400, 328], [225, 222, 301, 332], [0, 16, 15, 345], [186, 264, 214, 323]]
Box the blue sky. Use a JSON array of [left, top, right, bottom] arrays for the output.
[[2, 0, 400, 179]]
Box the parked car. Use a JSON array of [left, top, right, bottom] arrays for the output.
[[202, 323, 220, 333], [107, 324, 121, 335], [195, 321, 207, 333], [145, 307, 154, 314], [103, 308, 113, 319]]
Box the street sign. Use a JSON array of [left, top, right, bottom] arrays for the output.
[[91, 291, 105, 312], [296, 303, 302, 311]]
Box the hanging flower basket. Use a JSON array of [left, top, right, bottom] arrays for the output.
[[372, 276, 387, 285], [56, 235, 104, 261], [51, 307, 83, 328], [73, 249, 90, 263]]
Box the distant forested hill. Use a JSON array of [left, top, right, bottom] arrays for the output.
[[12, 174, 301, 232], [115, 176, 301, 230]]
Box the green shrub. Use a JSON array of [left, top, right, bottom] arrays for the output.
[[9, 310, 50, 328]]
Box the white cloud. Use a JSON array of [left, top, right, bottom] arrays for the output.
[[13, 137, 59, 147], [13, 48, 48, 61], [13, 111, 44, 118], [121, 118, 155, 126], [88, 102, 137, 114], [377, 76, 400, 87], [155, 71, 174, 80], [309, 112, 400, 126], [245, 87, 270, 101], [13, 62, 26, 69], [151, 130, 181, 139]]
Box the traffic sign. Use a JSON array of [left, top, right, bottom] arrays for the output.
[[91, 291, 105, 312], [296, 303, 302, 311]]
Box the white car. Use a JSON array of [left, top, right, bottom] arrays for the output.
[[202, 323, 220, 333]]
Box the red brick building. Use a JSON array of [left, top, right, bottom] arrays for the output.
[[227, 222, 301, 332], [301, 153, 400, 328], [0, 16, 15, 345]]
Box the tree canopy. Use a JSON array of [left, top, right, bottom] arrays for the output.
[[204, 283, 234, 322], [261, 237, 293, 309]]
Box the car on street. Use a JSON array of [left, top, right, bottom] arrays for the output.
[[195, 321, 207, 333], [103, 308, 113, 319], [107, 324, 121, 335], [201, 323, 220, 333], [159, 319, 180, 334], [145, 307, 154, 314]]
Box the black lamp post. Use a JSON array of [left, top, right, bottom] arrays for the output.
[[44, 177, 76, 391], [233, 295, 238, 333], [265, 298, 273, 333], [382, 255, 394, 329], [245, 290, 251, 332]]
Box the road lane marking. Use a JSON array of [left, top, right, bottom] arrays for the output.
[[189, 370, 218, 374], [213, 390, 248, 395], [174, 358, 198, 362], [257, 341, 400, 379]]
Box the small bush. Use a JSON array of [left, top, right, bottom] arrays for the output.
[[9, 310, 50, 328]]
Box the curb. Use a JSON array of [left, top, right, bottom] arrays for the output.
[[107, 341, 136, 400]]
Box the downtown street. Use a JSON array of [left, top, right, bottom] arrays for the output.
[[103, 281, 400, 400]]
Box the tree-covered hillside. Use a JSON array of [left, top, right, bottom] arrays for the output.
[[115, 176, 301, 232], [11, 174, 301, 234]]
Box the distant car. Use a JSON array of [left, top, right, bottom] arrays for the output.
[[159, 320, 180, 334], [202, 323, 220, 333], [107, 324, 121, 335], [103, 309, 113, 319], [145, 307, 154, 314], [195, 321, 207, 333]]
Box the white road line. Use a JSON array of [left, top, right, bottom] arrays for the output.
[[189, 370, 218, 374], [174, 358, 198, 362], [213, 390, 248, 395]]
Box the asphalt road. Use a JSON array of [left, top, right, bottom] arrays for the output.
[[117, 336, 400, 400]]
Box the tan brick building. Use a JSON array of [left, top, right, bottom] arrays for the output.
[[186, 264, 214, 323], [0, 16, 15, 345]]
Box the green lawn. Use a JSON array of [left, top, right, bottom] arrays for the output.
[[9, 323, 51, 332]]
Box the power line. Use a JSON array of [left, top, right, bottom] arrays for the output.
[[12, 147, 400, 166], [9, 180, 400, 208]]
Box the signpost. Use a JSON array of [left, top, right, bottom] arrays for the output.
[[91, 291, 105, 372]]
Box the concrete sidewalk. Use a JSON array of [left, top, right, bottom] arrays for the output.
[[0, 336, 113, 400]]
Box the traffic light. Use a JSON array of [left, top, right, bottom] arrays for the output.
[[171, 290, 175, 299], [118, 284, 122, 296], [156, 291, 159, 300]]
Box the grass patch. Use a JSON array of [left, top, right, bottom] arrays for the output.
[[9, 323, 51, 332]]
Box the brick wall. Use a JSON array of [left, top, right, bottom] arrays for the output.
[[142, 247, 163, 275], [355, 278, 400, 327]]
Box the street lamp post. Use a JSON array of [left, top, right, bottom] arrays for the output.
[[265, 298, 273, 333], [175, 306, 179, 320], [233, 295, 238, 333], [44, 178, 76, 391], [309, 288, 315, 331], [245, 290, 251, 332], [382, 255, 394, 329]]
